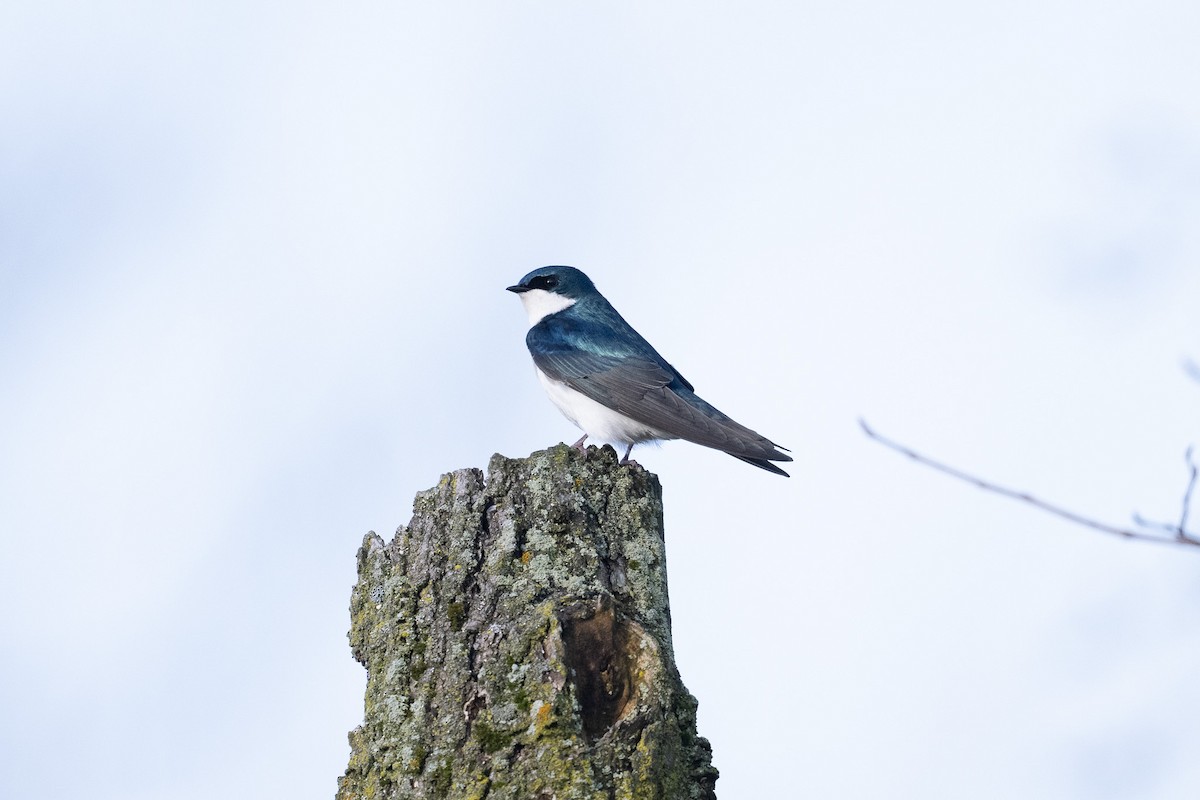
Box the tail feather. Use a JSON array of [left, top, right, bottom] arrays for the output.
[[730, 453, 791, 477]]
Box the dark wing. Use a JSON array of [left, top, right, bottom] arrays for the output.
[[527, 311, 791, 468]]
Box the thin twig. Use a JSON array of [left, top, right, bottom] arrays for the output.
[[1178, 446, 1197, 541], [1131, 514, 1182, 535], [1184, 358, 1200, 386], [859, 418, 1200, 550], [1133, 448, 1200, 542]]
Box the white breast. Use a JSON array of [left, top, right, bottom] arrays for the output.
[[535, 368, 675, 446]]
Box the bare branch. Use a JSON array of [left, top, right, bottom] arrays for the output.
[[859, 419, 1200, 550]]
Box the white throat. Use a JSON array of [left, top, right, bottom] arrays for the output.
[[519, 289, 576, 327]]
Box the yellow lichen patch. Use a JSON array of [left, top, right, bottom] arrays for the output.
[[520, 551, 532, 564], [535, 700, 553, 730], [527, 698, 557, 739]]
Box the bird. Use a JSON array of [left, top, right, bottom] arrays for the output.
[[507, 266, 792, 476]]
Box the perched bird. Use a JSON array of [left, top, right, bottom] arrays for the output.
[[507, 266, 792, 476]]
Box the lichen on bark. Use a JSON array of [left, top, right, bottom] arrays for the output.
[[337, 444, 718, 800]]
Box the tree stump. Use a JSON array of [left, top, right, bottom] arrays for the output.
[[337, 444, 718, 800]]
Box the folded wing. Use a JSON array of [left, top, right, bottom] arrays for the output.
[[528, 314, 791, 470]]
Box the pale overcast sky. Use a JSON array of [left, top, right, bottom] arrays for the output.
[[3, 3, 1200, 799]]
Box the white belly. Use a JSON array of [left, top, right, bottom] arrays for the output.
[[536, 368, 675, 446]]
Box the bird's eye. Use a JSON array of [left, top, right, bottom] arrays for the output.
[[529, 275, 559, 291]]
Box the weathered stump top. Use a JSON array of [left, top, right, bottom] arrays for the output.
[[338, 444, 717, 800]]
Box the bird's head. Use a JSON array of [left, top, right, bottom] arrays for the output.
[[506, 266, 597, 326]]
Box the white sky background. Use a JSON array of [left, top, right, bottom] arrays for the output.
[[2, 2, 1200, 798]]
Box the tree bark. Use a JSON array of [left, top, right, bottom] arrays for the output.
[[337, 444, 718, 800]]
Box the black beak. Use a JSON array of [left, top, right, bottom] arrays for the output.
[[506, 284, 530, 293]]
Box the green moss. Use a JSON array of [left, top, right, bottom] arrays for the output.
[[447, 601, 466, 631], [407, 744, 427, 774], [429, 760, 452, 797], [408, 633, 428, 679], [473, 722, 510, 754]]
